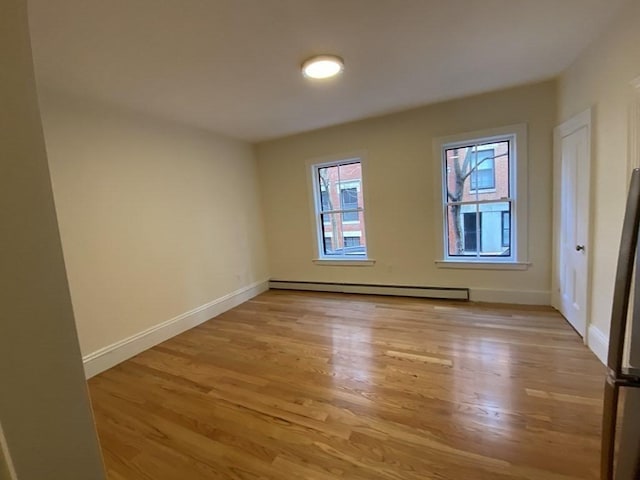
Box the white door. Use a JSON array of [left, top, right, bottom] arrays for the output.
[[553, 109, 591, 338]]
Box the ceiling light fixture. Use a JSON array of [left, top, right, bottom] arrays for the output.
[[301, 55, 344, 79]]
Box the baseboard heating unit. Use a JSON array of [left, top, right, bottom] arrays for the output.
[[269, 280, 469, 301]]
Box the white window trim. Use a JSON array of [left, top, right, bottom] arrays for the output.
[[306, 151, 375, 265], [432, 124, 529, 269]]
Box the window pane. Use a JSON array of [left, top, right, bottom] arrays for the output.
[[463, 212, 479, 251], [446, 141, 511, 203], [478, 202, 511, 257], [344, 236, 361, 247], [317, 165, 338, 212], [447, 205, 478, 257], [339, 162, 364, 208], [445, 147, 473, 203], [502, 211, 511, 248], [341, 187, 358, 221], [474, 140, 510, 201], [323, 236, 332, 253], [341, 212, 366, 256], [320, 213, 341, 255], [320, 191, 331, 212], [321, 212, 367, 256], [470, 150, 495, 190]]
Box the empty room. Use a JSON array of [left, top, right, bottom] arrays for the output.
[[3, 0, 640, 479]]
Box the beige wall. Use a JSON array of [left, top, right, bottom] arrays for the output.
[[38, 92, 269, 357], [0, 457, 12, 480], [0, 1, 105, 478], [256, 81, 556, 302], [558, 0, 640, 341], [0, 426, 15, 480]]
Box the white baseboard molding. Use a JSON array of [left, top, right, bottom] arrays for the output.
[[269, 280, 469, 300], [82, 279, 269, 378], [587, 324, 609, 365], [469, 288, 551, 305]]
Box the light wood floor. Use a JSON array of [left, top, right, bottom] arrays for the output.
[[89, 290, 605, 480]]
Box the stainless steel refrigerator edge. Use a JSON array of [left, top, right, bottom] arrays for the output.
[[602, 168, 640, 479]]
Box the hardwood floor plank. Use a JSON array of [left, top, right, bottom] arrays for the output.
[[89, 291, 605, 479]]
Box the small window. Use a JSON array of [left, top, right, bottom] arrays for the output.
[[341, 188, 359, 221], [313, 159, 368, 259], [470, 149, 495, 191], [344, 236, 361, 247], [502, 211, 510, 248]]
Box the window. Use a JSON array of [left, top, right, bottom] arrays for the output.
[[501, 211, 510, 248], [435, 124, 528, 267], [341, 187, 359, 221], [463, 212, 479, 252], [470, 149, 495, 191], [344, 236, 361, 247], [312, 158, 368, 260]]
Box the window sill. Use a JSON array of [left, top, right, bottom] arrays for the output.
[[434, 260, 530, 270], [313, 258, 376, 266]]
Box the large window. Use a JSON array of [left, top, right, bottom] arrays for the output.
[[436, 125, 528, 266], [313, 159, 367, 259]]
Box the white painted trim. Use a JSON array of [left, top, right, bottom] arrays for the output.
[[588, 324, 609, 365], [551, 123, 562, 311], [82, 280, 269, 378], [556, 108, 592, 138], [269, 280, 468, 300], [469, 288, 550, 305]]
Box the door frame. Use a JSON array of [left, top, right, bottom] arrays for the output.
[[552, 107, 592, 344]]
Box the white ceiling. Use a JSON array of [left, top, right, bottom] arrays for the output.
[[28, 0, 628, 142]]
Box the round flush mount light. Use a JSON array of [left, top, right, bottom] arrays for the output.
[[301, 55, 344, 79]]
